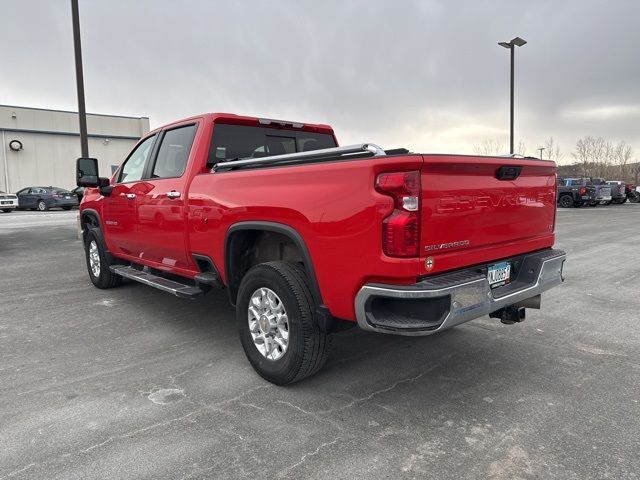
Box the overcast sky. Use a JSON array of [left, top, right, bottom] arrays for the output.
[[1, 0, 639, 162]]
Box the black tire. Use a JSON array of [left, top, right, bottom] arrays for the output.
[[84, 229, 122, 289], [62, 206, 72, 210], [36, 200, 48, 211], [588, 201, 598, 207], [573, 201, 584, 208], [236, 261, 330, 385], [1, 209, 11, 213], [558, 195, 574, 208], [630, 193, 640, 204]]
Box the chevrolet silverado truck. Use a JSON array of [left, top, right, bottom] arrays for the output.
[[76, 113, 566, 384]]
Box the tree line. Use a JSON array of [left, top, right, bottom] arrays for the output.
[[474, 136, 639, 184]]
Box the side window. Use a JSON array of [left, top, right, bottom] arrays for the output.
[[118, 135, 156, 183], [151, 125, 197, 179]]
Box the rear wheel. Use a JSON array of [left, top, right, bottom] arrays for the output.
[[37, 200, 48, 211], [629, 193, 640, 203], [84, 229, 122, 289], [558, 195, 573, 208], [236, 261, 330, 385], [573, 201, 584, 208], [62, 206, 72, 210]]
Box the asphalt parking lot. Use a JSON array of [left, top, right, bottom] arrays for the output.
[[1, 207, 639, 479]]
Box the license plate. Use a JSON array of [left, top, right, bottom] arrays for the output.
[[602, 196, 611, 201], [488, 261, 511, 288], [1, 201, 11, 205], [65, 196, 71, 199]]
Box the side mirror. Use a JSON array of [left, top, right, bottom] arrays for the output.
[[76, 157, 100, 187]]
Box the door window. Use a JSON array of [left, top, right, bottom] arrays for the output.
[[150, 124, 197, 179], [118, 135, 156, 183]]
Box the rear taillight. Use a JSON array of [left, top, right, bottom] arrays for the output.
[[375, 171, 420, 257], [578, 186, 586, 196]]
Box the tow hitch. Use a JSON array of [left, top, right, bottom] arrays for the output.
[[490, 306, 526, 325]]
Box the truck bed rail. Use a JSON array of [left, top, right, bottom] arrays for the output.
[[213, 143, 386, 172]]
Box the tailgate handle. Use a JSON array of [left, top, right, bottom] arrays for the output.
[[496, 165, 522, 180]]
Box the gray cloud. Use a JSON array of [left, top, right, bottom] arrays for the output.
[[2, 0, 639, 161]]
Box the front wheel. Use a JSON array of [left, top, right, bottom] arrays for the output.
[[84, 229, 122, 289], [236, 261, 330, 385], [1, 209, 11, 213], [558, 195, 574, 208], [629, 193, 640, 204]]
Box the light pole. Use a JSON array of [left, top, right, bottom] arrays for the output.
[[71, 0, 89, 158], [538, 147, 545, 160], [498, 36, 527, 155]]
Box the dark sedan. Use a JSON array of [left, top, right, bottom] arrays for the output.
[[15, 186, 79, 211], [70, 186, 85, 203]]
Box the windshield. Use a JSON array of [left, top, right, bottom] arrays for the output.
[[208, 124, 336, 166]]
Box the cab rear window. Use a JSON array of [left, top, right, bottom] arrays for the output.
[[208, 124, 336, 167]]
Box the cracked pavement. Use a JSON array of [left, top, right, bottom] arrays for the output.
[[1, 207, 639, 479]]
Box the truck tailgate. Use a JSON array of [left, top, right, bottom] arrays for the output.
[[419, 155, 557, 276]]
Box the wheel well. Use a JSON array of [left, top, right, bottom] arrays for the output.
[[80, 211, 101, 241], [225, 228, 320, 305]]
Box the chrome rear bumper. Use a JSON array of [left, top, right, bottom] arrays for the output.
[[354, 249, 566, 336]]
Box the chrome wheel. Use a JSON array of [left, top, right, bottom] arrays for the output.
[[88, 240, 101, 277], [248, 287, 289, 361], [37, 201, 46, 211]]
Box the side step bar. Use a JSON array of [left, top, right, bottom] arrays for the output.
[[110, 266, 204, 299]]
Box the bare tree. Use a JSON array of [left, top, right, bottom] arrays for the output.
[[571, 136, 616, 178], [544, 137, 563, 163], [516, 139, 527, 156], [474, 139, 505, 155], [630, 161, 640, 185], [613, 141, 633, 179]]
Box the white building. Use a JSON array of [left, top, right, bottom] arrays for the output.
[[0, 105, 149, 193]]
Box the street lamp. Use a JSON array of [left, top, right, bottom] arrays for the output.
[[498, 36, 527, 155], [538, 147, 545, 160]]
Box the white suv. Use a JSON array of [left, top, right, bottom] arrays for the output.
[[0, 191, 18, 212]]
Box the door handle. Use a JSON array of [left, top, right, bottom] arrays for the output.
[[124, 193, 136, 199], [166, 191, 181, 199]]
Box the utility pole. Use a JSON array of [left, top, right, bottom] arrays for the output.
[[538, 147, 545, 160], [71, 0, 89, 157]]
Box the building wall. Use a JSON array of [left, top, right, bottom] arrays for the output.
[[0, 105, 149, 193]]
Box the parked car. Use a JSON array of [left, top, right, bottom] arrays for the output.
[[625, 184, 640, 203], [606, 181, 627, 204], [557, 178, 591, 207], [70, 186, 85, 203], [15, 186, 79, 211], [0, 191, 18, 212], [562, 178, 611, 206], [76, 112, 565, 385]]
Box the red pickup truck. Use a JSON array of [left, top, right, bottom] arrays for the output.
[[76, 113, 565, 384]]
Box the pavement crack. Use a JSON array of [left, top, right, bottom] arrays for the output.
[[277, 364, 441, 415], [275, 437, 340, 478], [0, 384, 272, 477]]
